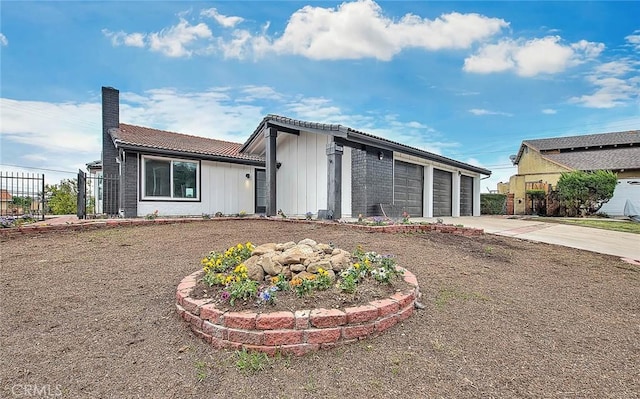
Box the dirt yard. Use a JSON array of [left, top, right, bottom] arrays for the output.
[[1, 220, 638, 398]]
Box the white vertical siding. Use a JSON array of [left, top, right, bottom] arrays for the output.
[[276, 131, 329, 216], [473, 176, 481, 216], [137, 160, 254, 216]]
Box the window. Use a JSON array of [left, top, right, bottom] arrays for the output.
[[142, 156, 199, 200]]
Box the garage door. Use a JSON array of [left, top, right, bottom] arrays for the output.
[[460, 175, 473, 216], [394, 160, 423, 217], [433, 169, 452, 217]]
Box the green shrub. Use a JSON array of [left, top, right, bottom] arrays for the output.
[[557, 170, 617, 216], [480, 194, 507, 215]]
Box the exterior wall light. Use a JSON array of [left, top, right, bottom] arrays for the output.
[[245, 173, 250, 179], [378, 151, 384, 160]]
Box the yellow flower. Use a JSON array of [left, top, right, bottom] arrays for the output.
[[237, 243, 243, 250], [271, 276, 280, 284], [364, 259, 371, 266], [354, 263, 360, 269]]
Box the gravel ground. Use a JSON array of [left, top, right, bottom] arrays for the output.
[[1, 219, 638, 399]]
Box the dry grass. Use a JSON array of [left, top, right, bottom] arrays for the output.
[[1, 220, 638, 398]]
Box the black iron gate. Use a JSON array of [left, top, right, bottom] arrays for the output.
[[77, 170, 119, 219], [77, 170, 86, 219]]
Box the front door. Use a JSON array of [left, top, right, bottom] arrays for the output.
[[255, 169, 266, 214]]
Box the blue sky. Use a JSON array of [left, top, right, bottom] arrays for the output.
[[1, 1, 639, 191]]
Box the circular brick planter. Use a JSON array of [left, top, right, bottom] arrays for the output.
[[175, 267, 419, 356]]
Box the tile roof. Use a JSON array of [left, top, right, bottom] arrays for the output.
[[110, 124, 264, 162], [524, 130, 639, 151], [543, 146, 640, 171]]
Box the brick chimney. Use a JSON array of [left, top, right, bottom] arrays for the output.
[[101, 86, 120, 215]]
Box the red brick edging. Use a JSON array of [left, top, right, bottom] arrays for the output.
[[0, 217, 483, 239], [176, 267, 420, 356]]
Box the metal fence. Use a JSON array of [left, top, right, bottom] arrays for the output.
[[0, 172, 45, 220]]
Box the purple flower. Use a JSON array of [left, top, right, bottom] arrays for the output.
[[220, 291, 230, 301], [259, 291, 271, 302]]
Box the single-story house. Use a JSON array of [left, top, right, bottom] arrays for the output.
[[506, 130, 640, 215], [100, 86, 490, 219]]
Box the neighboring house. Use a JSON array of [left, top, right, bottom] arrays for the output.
[[100, 86, 490, 219], [86, 160, 103, 214], [506, 130, 640, 215], [0, 189, 12, 213]]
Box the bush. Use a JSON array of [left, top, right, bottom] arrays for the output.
[[481, 194, 507, 215], [557, 170, 617, 216]]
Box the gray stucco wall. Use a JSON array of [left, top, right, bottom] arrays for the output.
[[123, 151, 138, 218], [102, 87, 120, 215], [351, 147, 393, 216]]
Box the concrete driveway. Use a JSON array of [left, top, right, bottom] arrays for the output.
[[428, 216, 639, 261]]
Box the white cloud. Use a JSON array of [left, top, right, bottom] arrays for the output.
[[469, 108, 513, 116], [119, 87, 265, 142], [102, 29, 145, 47], [570, 59, 640, 108], [464, 36, 604, 76], [238, 86, 284, 102], [103, 19, 212, 57], [201, 8, 244, 28], [0, 98, 101, 153], [625, 31, 640, 50], [541, 108, 557, 114], [104, 0, 506, 61], [571, 76, 639, 109], [0, 33, 7, 46], [148, 19, 212, 57], [265, 0, 507, 60], [462, 40, 515, 74]]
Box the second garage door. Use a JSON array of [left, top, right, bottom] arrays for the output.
[[433, 169, 452, 217], [394, 160, 423, 217], [460, 175, 473, 216]]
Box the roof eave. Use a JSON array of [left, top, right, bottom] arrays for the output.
[[240, 115, 348, 154], [114, 142, 265, 167], [345, 130, 491, 175]]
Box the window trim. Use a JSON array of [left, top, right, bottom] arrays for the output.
[[140, 155, 201, 202]]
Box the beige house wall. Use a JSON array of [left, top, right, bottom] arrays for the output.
[[617, 169, 640, 179], [496, 182, 510, 194], [507, 147, 571, 214], [517, 147, 571, 175]]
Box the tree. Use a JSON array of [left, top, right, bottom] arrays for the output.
[[556, 170, 617, 216], [45, 179, 78, 215], [11, 196, 33, 208]]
